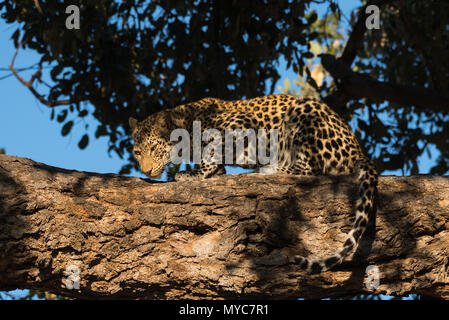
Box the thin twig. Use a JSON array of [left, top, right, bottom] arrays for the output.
[[9, 45, 74, 107], [33, 0, 44, 15]]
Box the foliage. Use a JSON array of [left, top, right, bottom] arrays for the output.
[[279, 11, 344, 98], [281, 1, 449, 174], [358, 0, 449, 174]]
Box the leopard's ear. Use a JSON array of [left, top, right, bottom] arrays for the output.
[[157, 110, 171, 125], [161, 109, 186, 128], [129, 117, 138, 131], [152, 111, 171, 137]]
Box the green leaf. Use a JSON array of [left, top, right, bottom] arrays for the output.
[[78, 134, 89, 149], [50, 64, 63, 81], [308, 12, 318, 25], [330, 2, 338, 14], [309, 42, 322, 55], [303, 51, 314, 59], [11, 28, 20, 49], [119, 163, 133, 175], [307, 76, 318, 90], [61, 121, 73, 136], [57, 110, 68, 123], [283, 78, 290, 91], [95, 125, 108, 138]]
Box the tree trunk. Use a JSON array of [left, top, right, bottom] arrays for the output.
[[0, 154, 448, 299]]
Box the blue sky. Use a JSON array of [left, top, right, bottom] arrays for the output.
[[0, 27, 127, 175]]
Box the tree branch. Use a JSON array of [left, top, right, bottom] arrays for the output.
[[9, 46, 75, 108], [321, 54, 449, 112], [339, 0, 395, 66], [323, 0, 449, 113], [0, 154, 448, 299], [33, 0, 44, 15]]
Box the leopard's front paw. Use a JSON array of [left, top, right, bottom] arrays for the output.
[[174, 171, 201, 181]]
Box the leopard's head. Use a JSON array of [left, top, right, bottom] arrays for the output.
[[129, 111, 177, 178]]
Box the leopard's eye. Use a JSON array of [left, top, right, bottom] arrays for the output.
[[134, 150, 141, 156]]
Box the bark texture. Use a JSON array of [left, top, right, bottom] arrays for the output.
[[0, 154, 448, 299]]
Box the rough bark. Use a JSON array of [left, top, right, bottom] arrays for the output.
[[0, 154, 448, 299]]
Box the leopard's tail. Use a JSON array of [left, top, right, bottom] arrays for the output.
[[293, 158, 378, 274]]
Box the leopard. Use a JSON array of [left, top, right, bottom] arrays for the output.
[[129, 94, 378, 274]]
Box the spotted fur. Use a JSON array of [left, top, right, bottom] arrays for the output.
[[129, 94, 378, 273]]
